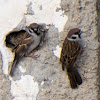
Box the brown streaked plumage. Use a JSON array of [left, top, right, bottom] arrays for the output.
[[9, 36, 34, 76], [9, 23, 47, 76], [60, 28, 82, 89]]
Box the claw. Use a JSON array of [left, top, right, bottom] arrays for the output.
[[26, 53, 40, 59]]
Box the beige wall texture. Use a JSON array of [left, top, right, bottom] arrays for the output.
[[0, 0, 100, 100]]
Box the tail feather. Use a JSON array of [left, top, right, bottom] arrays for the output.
[[67, 66, 82, 89], [9, 59, 17, 76], [67, 70, 78, 88], [73, 67, 82, 85]]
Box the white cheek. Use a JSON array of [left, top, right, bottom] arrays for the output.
[[67, 38, 75, 41], [67, 37, 81, 41]]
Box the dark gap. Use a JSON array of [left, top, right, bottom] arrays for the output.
[[5, 30, 26, 49]]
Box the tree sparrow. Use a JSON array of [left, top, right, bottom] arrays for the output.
[[9, 23, 47, 76], [60, 28, 82, 89]]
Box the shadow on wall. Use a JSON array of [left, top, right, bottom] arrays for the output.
[[96, 0, 100, 100]]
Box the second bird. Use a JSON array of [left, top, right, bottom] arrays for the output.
[[60, 28, 82, 89]]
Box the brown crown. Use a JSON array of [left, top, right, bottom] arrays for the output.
[[28, 23, 39, 28], [67, 28, 80, 38]]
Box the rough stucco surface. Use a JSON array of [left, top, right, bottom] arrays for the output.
[[0, 0, 99, 100], [0, 53, 13, 100], [59, 0, 98, 100]]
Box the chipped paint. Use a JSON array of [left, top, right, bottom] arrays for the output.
[[53, 45, 62, 59], [40, 81, 44, 86], [18, 66, 26, 73], [25, 0, 68, 32], [0, 0, 67, 99], [0, 0, 67, 75], [0, 0, 28, 75], [10, 75, 39, 100]]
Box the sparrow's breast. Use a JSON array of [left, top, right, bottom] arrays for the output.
[[27, 36, 40, 53]]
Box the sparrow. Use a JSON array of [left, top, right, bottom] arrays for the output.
[[9, 23, 47, 76], [60, 28, 82, 89]]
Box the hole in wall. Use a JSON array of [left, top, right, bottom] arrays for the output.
[[5, 30, 26, 49]]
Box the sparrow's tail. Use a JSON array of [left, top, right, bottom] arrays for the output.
[[67, 66, 82, 89], [9, 59, 18, 76]]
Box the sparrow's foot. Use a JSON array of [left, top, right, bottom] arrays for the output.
[[25, 53, 40, 59], [30, 54, 40, 59], [82, 74, 87, 82]]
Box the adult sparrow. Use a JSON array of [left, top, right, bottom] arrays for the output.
[[9, 23, 47, 76], [60, 28, 82, 89]]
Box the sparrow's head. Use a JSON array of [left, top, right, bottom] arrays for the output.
[[67, 28, 81, 41], [28, 23, 40, 35], [26, 23, 48, 46], [27, 23, 47, 36]]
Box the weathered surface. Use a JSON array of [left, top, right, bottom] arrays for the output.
[[96, 0, 100, 100], [58, 0, 98, 99], [0, 53, 13, 100], [37, 0, 98, 99], [0, 0, 99, 100]]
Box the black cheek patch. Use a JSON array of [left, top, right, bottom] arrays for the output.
[[72, 37, 76, 39]]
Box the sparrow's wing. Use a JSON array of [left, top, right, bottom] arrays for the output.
[[9, 36, 34, 76], [60, 39, 82, 88], [60, 39, 68, 70], [60, 39, 80, 69], [15, 36, 34, 60], [66, 41, 80, 67], [12, 32, 31, 52]]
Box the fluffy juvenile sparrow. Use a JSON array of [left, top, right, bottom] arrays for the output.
[[9, 23, 47, 76], [60, 28, 82, 89]]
